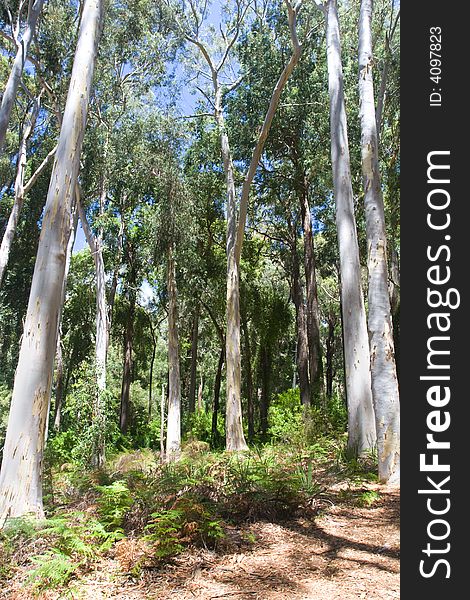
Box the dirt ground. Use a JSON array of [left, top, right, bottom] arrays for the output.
[[6, 482, 399, 600]]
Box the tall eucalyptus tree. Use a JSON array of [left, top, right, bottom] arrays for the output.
[[316, 0, 376, 454], [0, 0, 45, 155], [358, 0, 399, 482], [0, 0, 104, 525], [174, 0, 303, 450]]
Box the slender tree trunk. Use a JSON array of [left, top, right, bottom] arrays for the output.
[[299, 181, 323, 401], [214, 96, 248, 452], [188, 305, 199, 413], [160, 383, 165, 462], [0, 96, 55, 287], [325, 313, 336, 399], [120, 277, 135, 436], [241, 313, 254, 441], [53, 204, 78, 432], [323, 0, 376, 455], [389, 244, 400, 382], [166, 244, 181, 461], [77, 190, 107, 466], [259, 346, 271, 437], [358, 0, 399, 482], [0, 0, 103, 525], [291, 232, 311, 407], [108, 216, 125, 334], [148, 315, 157, 420], [197, 376, 204, 412], [211, 347, 224, 447], [0, 0, 45, 155]]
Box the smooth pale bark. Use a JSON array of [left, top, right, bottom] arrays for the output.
[[0, 0, 45, 155], [299, 184, 323, 400], [215, 96, 248, 452], [77, 189, 107, 467], [166, 244, 181, 461], [0, 0, 103, 525], [358, 0, 400, 482], [389, 245, 400, 381], [0, 98, 56, 287], [188, 306, 199, 413], [323, 0, 376, 455], [189, 0, 302, 451]]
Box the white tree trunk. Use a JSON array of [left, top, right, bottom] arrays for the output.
[[166, 244, 181, 461], [358, 0, 400, 482], [219, 112, 249, 452], [0, 96, 56, 286], [0, 0, 45, 155], [324, 0, 376, 455], [0, 0, 103, 526]]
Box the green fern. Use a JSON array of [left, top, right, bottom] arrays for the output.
[[96, 480, 133, 529], [27, 550, 76, 592]]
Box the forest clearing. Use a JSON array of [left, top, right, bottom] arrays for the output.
[[0, 0, 400, 597]]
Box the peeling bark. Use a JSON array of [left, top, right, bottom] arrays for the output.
[[358, 0, 400, 482], [0, 0, 103, 526]]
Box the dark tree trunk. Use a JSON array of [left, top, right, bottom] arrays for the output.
[[325, 314, 336, 399], [188, 305, 199, 413], [120, 306, 134, 435], [120, 254, 136, 435], [299, 183, 323, 401], [291, 233, 310, 407], [241, 311, 254, 441], [259, 346, 271, 437], [211, 347, 224, 447]]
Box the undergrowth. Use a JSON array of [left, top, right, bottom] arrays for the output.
[[1, 435, 379, 595]]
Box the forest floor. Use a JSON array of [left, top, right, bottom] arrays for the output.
[[4, 474, 399, 600]]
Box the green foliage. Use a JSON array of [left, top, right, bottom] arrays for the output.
[[0, 384, 12, 456], [267, 388, 303, 445], [184, 410, 222, 446], [95, 480, 134, 530], [0, 517, 38, 580], [357, 490, 381, 507], [27, 550, 76, 593], [144, 497, 225, 560], [268, 389, 348, 447]]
